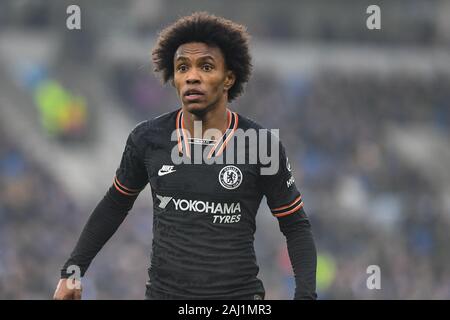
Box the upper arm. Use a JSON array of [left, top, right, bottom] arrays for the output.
[[259, 134, 307, 221], [114, 123, 149, 196]]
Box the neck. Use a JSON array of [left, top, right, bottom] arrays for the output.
[[182, 99, 229, 140]]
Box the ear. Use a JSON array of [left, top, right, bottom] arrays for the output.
[[224, 71, 236, 90]]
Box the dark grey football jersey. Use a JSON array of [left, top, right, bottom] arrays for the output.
[[114, 108, 306, 299]]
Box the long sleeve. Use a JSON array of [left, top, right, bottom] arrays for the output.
[[278, 210, 317, 300]]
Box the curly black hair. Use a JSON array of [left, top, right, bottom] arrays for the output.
[[152, 12, 252, 102]]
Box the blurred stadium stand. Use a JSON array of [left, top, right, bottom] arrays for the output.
[[1, 0, 450, 299]]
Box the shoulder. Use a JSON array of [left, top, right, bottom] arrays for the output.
[[235, 112, 282, 145], [129, 108, 179, 148], [235, 112, 266, 131]]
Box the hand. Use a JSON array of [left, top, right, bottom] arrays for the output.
[[53, 278, 82, 300]]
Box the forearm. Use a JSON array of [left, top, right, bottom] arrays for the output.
[[278, 211, 317, 300], [61, 185, 138, 278]]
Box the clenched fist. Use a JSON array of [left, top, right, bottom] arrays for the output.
[[53, 278, 82, 300]]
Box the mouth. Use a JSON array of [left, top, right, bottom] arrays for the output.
[[183, 89, 205, 102]]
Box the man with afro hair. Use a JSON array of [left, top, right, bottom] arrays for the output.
[[54, 12, 317, 300]]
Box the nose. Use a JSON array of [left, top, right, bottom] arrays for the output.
[[186, 68, 201, 84]]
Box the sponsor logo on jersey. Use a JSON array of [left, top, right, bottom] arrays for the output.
[[158, 165, 176, 176], [155, 194, 242, 224], [156, 194, 173, 208], [218, 165, 243, 190]]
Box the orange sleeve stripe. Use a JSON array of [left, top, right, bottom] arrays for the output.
[[271, 195, 302, 212], [114, 176, 140, 192], [113, 179, 138, 196], [273, 201, 304, 217]]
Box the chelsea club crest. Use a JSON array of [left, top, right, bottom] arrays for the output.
[[219, 165, 243, 190]]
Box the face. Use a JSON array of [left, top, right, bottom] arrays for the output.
[[173, 42, 235, 115]]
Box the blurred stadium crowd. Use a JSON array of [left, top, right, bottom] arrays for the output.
[[1, 0, 450, 299]]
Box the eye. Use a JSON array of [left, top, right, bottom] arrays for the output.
[[177, 64, 188, 72], [202, 64, 214, 72]]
